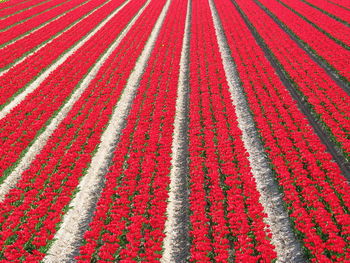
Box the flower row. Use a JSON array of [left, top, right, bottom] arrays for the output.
[[237, 0, 350, 162], [216, 0, 350, 260], [0, 0, 29, 11], [277, 0, 349, 47], [0, 0, 47, 18], [0, 0, 93, 68], [78, 0, 184, 260], [257, 0, 350, 83], [301, 0, 350, 24], [1, 0, 69, 32], [0, 0, 136, 179], [188, 0, 277, 261], [0, 0, 115, 106], [0, 0, 153, 260]]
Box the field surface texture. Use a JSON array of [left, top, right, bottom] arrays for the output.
[[0, 0, 350, 262]]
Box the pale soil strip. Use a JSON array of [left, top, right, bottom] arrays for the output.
[[161, 0, 191, 262], [0, 0, 108, 75], [0, 0, 126, 120], [0, 0, 93, 49], [43, 0, 171, 261], [0, 0, 136, 202], [209, 0, 306, 262]]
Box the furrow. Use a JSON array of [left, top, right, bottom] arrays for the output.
[[277, 0, 350, 49], [328, 0, 350, 11], [0, 0, 45, 17], [0, 0, 88, 49], [223, 0, 350, 259], [161, 0, 191, 261], [186, 0, 277, 261], [0, 0, 33, 12], [0, 0, 153, 260], [302, 0, 350, 26]]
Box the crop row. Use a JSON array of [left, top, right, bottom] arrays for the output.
[[300, 0, 350, 25], [0, 0, 154, 260], [235, 0, 350, 163], [1, 0, 71, 32], [0, 0, 47, 18], [276, 0, 349, 48], [0, 0, 349, 261], [0, 0, 32, 11], [188, 0, 277, 261], [0, 0, 93, 67], [0, 0, 114, 100], [256, 0, 350, 84], [0, 0, 136, 180], [77, 0, 186, 260], [216, 0, 350, 260]]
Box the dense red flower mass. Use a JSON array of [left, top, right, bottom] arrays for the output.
[[0, 0, 349, 261]]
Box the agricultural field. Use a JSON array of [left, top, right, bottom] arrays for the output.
[[0, 0, 349, 261]]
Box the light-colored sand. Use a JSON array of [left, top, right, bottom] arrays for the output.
[[161, 0, 191, 262]]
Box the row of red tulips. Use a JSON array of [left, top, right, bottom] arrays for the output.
[[257, 0, 350, 83], [0, 0, 70, 32], [277, 0, 350, 47], [0, 0, 31, 11], [236, 0, 350, 162], [0, 0, 154, 260], [302, 0, 350, 23], [0, 0, 92, 67], [78, 0, 184, 261], [0, 0, 118, 105], [216, 0, 350, 260], [188, 0, 276, 261], [0, 0, 139, 180], [0, 0, 47, 18]]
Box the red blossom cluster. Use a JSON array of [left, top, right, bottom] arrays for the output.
[[0, 0, 137, 177], [0, 0, 48, 18], [0, 0, 102, 68], [300, 0, 350, 25], [236, 0, 350, 162], [0, 0, 68, 32], [215, 0, 350, 260], [0, 0, 152, 260], [258, 0, 350, 78], [0, 0, 349, 261], [187, 0, 276, 261], [78, 0, 186, 261], [0, 0, 125, 105], [0, 0, 29, 11], [276, 0, 350, 47]]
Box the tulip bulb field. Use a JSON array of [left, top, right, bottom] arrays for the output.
[[0, 0, 350, 261]]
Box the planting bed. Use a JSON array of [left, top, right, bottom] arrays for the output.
[[0, 0, 349, 262]]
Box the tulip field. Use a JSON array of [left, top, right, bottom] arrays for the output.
[[0, 0, 350, 262]]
